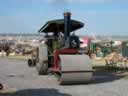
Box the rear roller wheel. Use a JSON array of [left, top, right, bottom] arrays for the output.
[[36, 62, 48, 75]]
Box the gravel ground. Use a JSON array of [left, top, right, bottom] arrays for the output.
[[0, 58, 128, 96]]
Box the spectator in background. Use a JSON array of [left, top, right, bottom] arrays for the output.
[[96, 47, 104, 57]]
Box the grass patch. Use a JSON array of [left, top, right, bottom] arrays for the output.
[[0, 55, 29, 61]]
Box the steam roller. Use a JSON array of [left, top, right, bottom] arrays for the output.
[[28, 12, 93, 84]]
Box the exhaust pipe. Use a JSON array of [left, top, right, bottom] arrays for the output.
[[64, 12, 71, 39]]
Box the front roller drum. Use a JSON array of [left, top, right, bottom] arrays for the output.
[[58, 55, 93, 85]]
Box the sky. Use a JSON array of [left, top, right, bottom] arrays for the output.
[[0, 0, 128, 36]]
